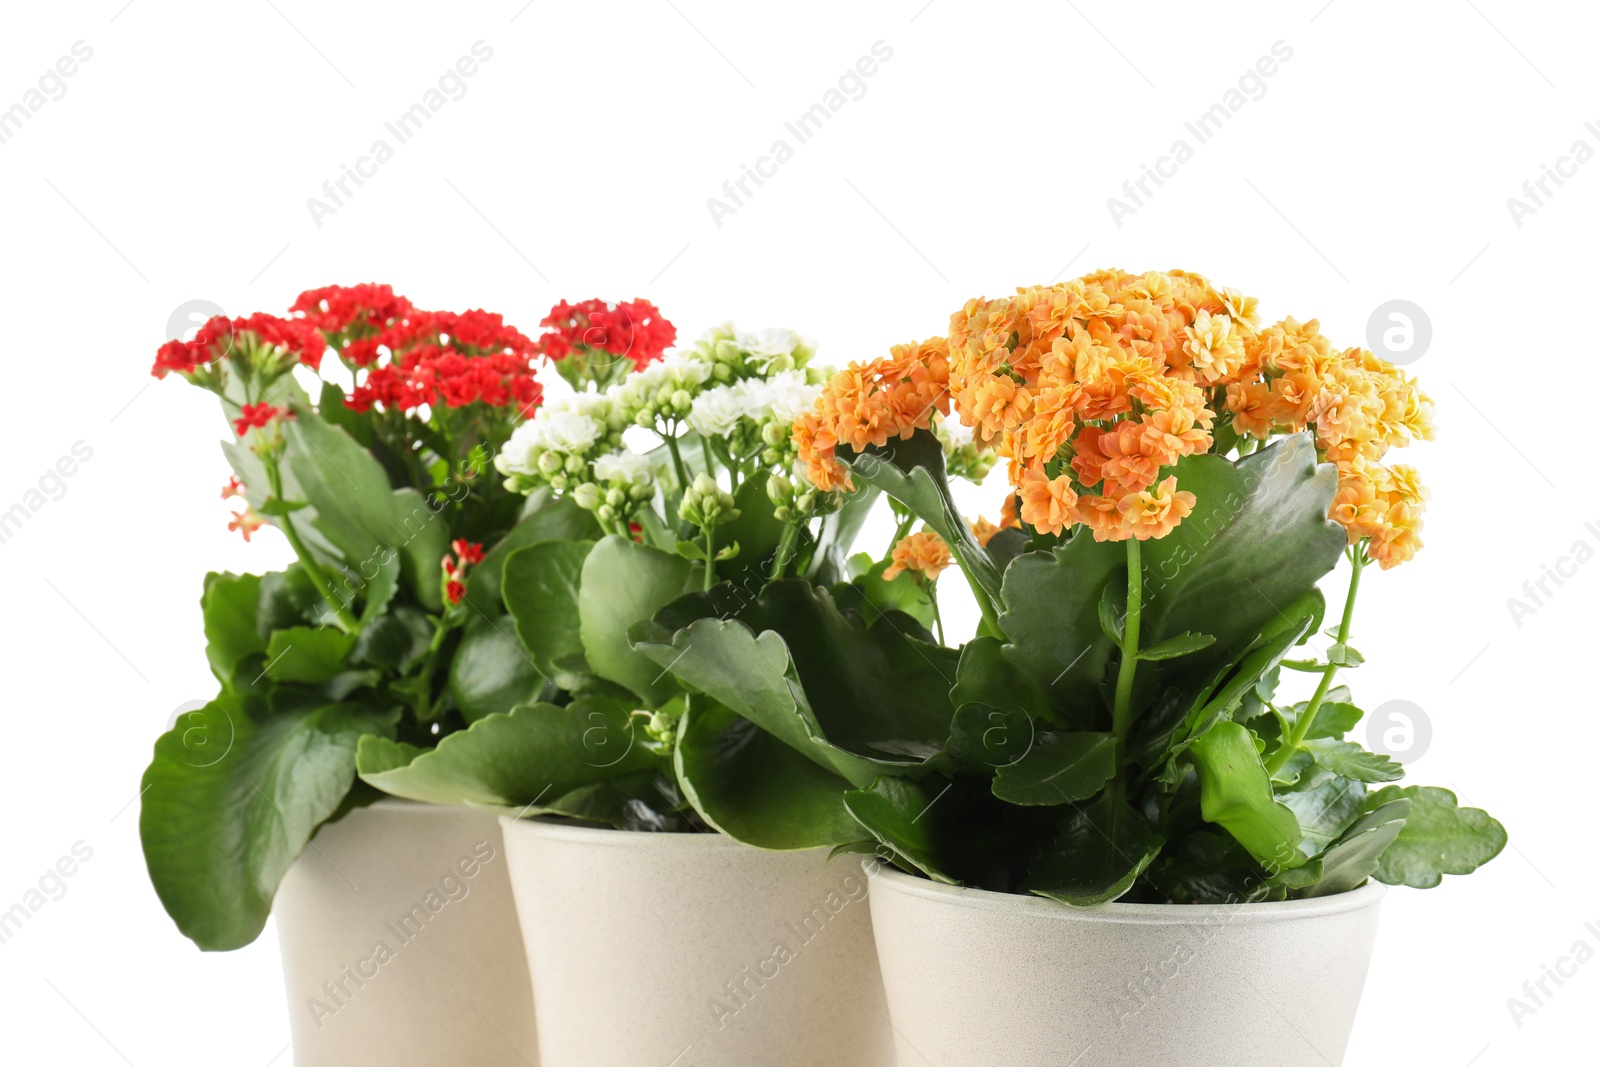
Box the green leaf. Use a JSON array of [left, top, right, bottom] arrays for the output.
[[1302, 798, 1412, 897], [998, 543, 1125, 729], [1177, 591, 1322, 746], [264, 627, 356, 684], [1305, 738, 1403, 783], [1098, 581, 1125, 644], [283, 407, 448, 611], [1022, 790, 1164, 906], [464, 490, 601, 610], [202, 572, 268, 688], [632, 581, 958, 779], [1279, 767, 1366, 854], [357, 697, 662, 809], [578, 536, 697, 707], [1137, 632, 1217, 662], [1326, 643, 1365, 667], [1134, 434, 1345, 665], [843, 429, 1001, 600], [841, 776, 968, 883], [448, 613, 544, 723], [351, 604, 432, 674], [1296, 698, 1363, 741], [1189, 721, 1305, 872], [674, 698, 859, 850], [1367, 786, 1507, 888], [140, 695, 397, 950], [846, 552, 935, 630], [503, 540, 596, 678], [714, 477, 788, 589], [992, 732, 1118, 806]]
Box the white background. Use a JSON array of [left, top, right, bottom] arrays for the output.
[[0, 1, 1593, 1064]]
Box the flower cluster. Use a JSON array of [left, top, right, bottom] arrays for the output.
[[883, 530, 952, 582], [442, 539, 485, 605], [793, 337, 951, 492], [497, 323, 827, 531], [796, 270, 1433, 565], [342, 307, 543, 414], [152, 313, 326, 381], [536, 298, 677, 388]]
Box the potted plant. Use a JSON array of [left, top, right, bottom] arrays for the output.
[[137, 284, 607, 1065], [354, 321, 988, 1065], [650, 270, 1507, 1066]]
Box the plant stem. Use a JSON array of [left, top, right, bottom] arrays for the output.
[[928, 584, 946, 644], [663, 431, 690, 493], [1111, 538, 1143, 742], [769, 523, 800, 582], [703, 526, 717, 591], [1265, 549, 1366, 776]]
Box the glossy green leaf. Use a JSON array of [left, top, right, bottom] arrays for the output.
[[842, 776, 960, 883], [578, 536, 697, 707], [464, 490, 601, 610], [1189, 722, 1305, 871], [357, 697, 662, 809], [264, 627, 355, 684], [140, 695, 398, 950], [674, 698, 859, 850], [1367, 786, 1507, 889], [202, 572, 267, 688], [1279, 767, 1366, 855], [503, 540, 595, 677], [1305, 738, 1403, 783], [1137, 632, 1217, 662], [448, 612, 544, 723], [1302, 798, 1411, 897], [992, 732, 1118, 806], [1022, 790, 1163, 906], [633, 581, 958, 779], [843, 429, 1001, 600]]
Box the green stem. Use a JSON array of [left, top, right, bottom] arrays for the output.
[[700, 437, 716, 479], [1111, 538, 1143, 742], [769, 523, 800, 582], [1265, 550, 1366, 776], [263, 455, 360, 633], [703, 527, 717, 591], [663, 431, 690, 493], [928, 584, 946, 645]]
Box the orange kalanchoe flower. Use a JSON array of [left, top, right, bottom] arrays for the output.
[[794, 337, 951, 494], [969, 515, 1002, 548], [794, 269, 1432, 563], [884, 530, 953, 582]]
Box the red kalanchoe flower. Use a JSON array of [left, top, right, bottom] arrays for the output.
[[228, 509, 266, 542], [221, 476, 244, 500], [152, 313, 324, 378], [445, 578, 467, 605], [344, 309, 544, 415], [290, 283, 413, 335], [151, 316, 234, 379], [232, 403, 285, 437], [452, 539, 485, 565], [537, 298, 676, 371]]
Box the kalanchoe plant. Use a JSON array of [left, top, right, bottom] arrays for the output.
[[353, 325, 981, 842], [647, 269, 1505, 904], [139, 286, 622, 950]]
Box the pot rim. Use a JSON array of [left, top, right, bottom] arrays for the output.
[[498, 814, 830, 854], [869, 865, 1385, 926]]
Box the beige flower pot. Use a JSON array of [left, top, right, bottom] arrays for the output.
[[500, 817, 895, 1067], [274, 799, 539, 1066], [868, 867, 1385, 1067]]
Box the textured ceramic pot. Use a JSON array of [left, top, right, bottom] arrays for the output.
[[500, 817, 894, 1067], [869, 867, 1385, 1067], [275, 799, 538, 1066]]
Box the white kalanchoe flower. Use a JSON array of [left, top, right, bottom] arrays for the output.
[[760, 369, 823, 425], [592, 449, 656, 489], [687, 382, 756, 438], [734, 327, 807, 373]]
